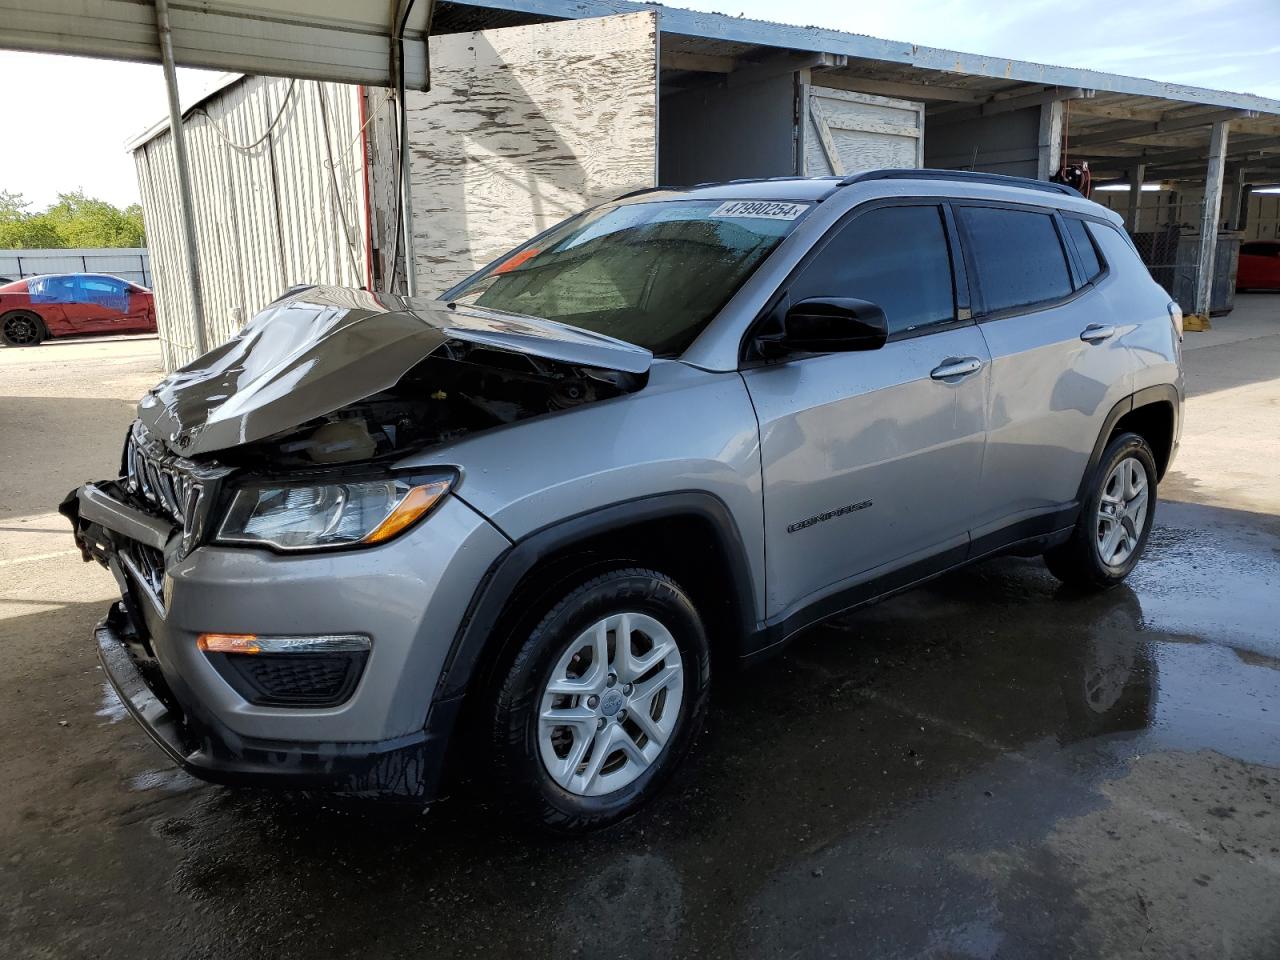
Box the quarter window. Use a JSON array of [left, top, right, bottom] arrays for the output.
[[1087, 222, 1150, 279], [789, 204, 956, 336], [1064, 217, 1104, 282], [958, 206, 1073, 314]]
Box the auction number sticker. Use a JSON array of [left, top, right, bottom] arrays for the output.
[[709, 200, 810, 220]]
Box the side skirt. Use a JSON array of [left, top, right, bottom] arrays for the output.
[[739, 514, 1076, 666]]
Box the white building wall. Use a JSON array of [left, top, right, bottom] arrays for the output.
[[133, 76, 370, 370]]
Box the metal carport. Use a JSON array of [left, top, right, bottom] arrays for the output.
[[3, 0, 1278, 347]]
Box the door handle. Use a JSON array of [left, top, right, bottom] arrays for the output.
[[930, 356, 984, 381], [1080, 323, 1116, 343]]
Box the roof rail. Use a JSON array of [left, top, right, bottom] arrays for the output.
[[839, 168, 1083, 198]]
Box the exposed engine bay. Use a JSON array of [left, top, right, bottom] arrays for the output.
[[219, 342, 645, 470]]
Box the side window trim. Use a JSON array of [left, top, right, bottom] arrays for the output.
[[1059, 213, 1111, 289], [740, 197, 972, 364], [953, 199, 1086, 323]]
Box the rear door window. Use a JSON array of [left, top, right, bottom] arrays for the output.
[[957, 206, 1073, 315], [788, 203, 956, 337], [1063, 217, 1104, 282]]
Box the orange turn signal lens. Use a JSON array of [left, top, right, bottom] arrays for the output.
[[198, 633, 261, 654], [362, 479, 452, 545]]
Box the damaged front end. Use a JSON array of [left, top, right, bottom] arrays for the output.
[[62, 286, 653, 798]]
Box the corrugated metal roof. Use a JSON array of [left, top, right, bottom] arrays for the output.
[[441, 0, 1280, 117]]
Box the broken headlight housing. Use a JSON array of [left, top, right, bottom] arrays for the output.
[[215, 472, 454, 552]]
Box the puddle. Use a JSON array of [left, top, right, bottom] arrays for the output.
[[96, 683, 128, 724], [129, 768, 201, 794]]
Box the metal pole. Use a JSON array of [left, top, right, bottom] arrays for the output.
[[154, 0, 208, 355], [1126, 163, 1146, 233], [1194, 120, 1229, 318]]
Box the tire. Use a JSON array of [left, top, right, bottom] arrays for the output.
[[491, 567, 710, 834], [1045, 431, 1157, 590], [0, 310, 47, 347]]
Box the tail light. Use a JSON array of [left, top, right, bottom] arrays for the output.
[[1167, 302, 1183, 342]]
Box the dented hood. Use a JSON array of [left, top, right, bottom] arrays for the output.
[[138, 286, 652, 457]]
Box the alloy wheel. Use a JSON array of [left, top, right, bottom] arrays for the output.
[[3, 315, 39, 345], [537, 611, 684, 797], [1095, 456, 1149, 566]]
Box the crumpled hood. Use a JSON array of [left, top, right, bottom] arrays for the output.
[[138, 286, 652, 457]]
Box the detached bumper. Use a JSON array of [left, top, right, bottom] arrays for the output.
[[95, 602, 457, 798]]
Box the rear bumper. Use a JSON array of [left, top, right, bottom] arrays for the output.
[[95, 601, 458, 798]]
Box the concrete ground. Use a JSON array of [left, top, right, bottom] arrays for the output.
[[2, 299, 1279, 960]]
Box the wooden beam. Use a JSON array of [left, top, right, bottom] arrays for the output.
[[1067, 108, 1252, 148], [728, 51, 838, 88], [659, 50, 737, 74], [807, 72, 986, 103], [931, 86, 1093, 126], [1126, 163, 1146, 232], [1195, 121, 1229, 316], [1137, 135, 1280, 167], [1038, 100, 1064, 179], [1068, 102, 1167, 123]]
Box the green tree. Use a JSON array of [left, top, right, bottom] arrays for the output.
[[0, 190, 145, 249]]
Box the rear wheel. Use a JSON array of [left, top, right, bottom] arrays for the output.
[[0, 310, 46, 347], [1045, 432, 1157, 590], [491, 567, 710, 833]]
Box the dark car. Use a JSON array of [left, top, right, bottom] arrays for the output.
[[0, 273, 156, 346], [1237, 240, 1280, 292]]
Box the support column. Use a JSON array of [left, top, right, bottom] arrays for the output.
[[1126, 163, 1146, 233], [154, 0, 208, 357], [1037, 100, 1065, 181], [1229, 170, 1251, 231], [1194, 120, 1230, 318]]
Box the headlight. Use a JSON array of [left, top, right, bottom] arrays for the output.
[[216, 474, 454, 551]]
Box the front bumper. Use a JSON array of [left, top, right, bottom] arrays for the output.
[[95, 602, 450, 797], [64, 476, 509, 799]]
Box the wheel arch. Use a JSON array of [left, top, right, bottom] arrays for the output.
[[1078, 384, 1181, 503], [433, 491, 760, 709]]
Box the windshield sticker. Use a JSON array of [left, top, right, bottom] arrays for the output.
[[709, 200, 810, 221]]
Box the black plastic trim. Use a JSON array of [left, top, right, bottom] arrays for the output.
[[1076, 384, 1182, 502], [434, 491, 759, 702]]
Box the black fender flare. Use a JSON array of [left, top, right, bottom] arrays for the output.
[[432, 491, 760, 704], [1076, 383, 1181, 504]]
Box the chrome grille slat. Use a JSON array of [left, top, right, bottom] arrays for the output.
[[124, 423, 200, 525]]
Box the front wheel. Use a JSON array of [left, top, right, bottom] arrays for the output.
[[1045, 431, 1157, 590], [1, 310, 46, 347], [491, 567, 710, 833]]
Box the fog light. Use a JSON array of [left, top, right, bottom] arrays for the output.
[[197, 632, 370, 655]]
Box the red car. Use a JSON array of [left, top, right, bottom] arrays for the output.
[[0, 273, 156, 347], [1237, 240, 1280, 291]]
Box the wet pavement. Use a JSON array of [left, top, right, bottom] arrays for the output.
[[3, 311, 1280, 959]]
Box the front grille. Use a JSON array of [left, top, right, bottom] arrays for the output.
[[123, 422, 201, 526], [120, 538, 166, 601]]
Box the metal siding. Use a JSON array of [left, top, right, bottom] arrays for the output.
[[0, 248, 151, 286], [133, 76, 370, 369]]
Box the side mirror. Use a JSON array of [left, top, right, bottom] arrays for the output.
[[757, 297, 888, 358]]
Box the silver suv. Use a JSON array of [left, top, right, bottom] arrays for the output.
[[64, 170, 1183, 832]]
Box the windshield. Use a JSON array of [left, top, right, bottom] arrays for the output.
[[447, 198, 811, 357]]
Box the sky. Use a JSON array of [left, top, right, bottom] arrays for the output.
[[0, 0, 1277, 210]]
